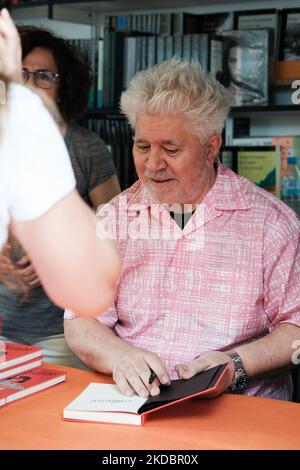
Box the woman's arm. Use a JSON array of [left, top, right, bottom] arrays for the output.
[[12, 190, 120, 317], [1, 10, 120, 316], [89, 175, 121, 209]]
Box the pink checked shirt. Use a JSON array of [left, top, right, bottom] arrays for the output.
[[65, 164, 300, 400]]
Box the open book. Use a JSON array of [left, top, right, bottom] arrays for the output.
[[63, 363, 229, 426]]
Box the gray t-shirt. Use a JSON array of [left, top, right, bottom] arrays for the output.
[[0, 124, 116, 344], [65, 124, 116, 207]]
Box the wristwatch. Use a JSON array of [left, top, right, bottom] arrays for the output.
[[227, 350, 249, 393]]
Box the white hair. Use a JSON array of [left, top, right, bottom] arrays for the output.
[[120, 58, 230, 140]]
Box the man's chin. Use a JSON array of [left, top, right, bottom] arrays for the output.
[[143, 181, 183, 205], [146, 189, 180, 206]]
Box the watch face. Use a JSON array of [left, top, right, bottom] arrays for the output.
[[232, 375, 248, 393]]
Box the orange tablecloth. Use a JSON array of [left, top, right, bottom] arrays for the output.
[[1, 363, 300, 450]]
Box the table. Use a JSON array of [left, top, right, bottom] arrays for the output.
[[1, 363, 300, 450]]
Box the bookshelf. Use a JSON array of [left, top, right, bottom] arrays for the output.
[[7, 0, 300, 204], [231, 105, 300, 115], [7, 0, 300, 12]]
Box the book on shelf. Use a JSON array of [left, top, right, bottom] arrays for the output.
[[0, 341, 43, 371], [209, 35, 223, 77], [63, 363, 229, 427], [279, 8, 300, 61], [0, 367, 66, 408], [172, 12, 203, 35], [105, 11, 233, 36], [233, 9, 281, 60], [276, 60, 300, 81], [217, 30, 270, 107], [232, 136, 300, 148], [233, 117, 250, 138], [237, 146, 281, 197], [105, 13, 171, 36], [192, 12, 234, 34], [230, 136, 300, 175], [220, 145, 281, 197]]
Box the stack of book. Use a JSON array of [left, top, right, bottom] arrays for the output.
[[0, 342, 66, 407]]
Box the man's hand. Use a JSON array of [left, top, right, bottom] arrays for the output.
[[175, 351, 235, 393], [16, 255, 41, 289], [0, 8, 22, 83], [112, 345, 171, 398]]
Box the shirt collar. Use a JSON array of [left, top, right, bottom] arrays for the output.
[[202, 162, 252, 211]]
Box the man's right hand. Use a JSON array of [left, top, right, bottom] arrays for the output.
[[112, 345, 171, 398]]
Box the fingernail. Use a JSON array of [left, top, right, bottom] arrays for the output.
[[161, 375, 171, 385], [150, 386, 160, 396], [125, 389, 133, 396]]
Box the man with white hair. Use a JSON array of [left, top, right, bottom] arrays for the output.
[[65, 58, 300, 401]]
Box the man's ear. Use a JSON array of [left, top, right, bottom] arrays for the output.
[[205, 135, 222, 167]]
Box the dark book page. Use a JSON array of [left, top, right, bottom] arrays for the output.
[[138, 363, 227, 414]]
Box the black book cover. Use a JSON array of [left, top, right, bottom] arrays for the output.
[[138, 364, 227, 414]]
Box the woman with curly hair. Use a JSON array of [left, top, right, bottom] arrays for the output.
[[0, 23, 120, 367], [19, 25, 120, 207]]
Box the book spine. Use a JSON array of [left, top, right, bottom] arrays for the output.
[[173, 35, 183, 59], [165, 36, 174, 60], [209, 35, 223, 76], [183, 34, 191, 61], [147, 36, 156, 67], [199, 34, 209, 72], [156, 36, 166, 64], [225, 117, 233, 146], [232, 137, 273, 146]]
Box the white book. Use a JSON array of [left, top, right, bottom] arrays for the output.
[[63, 364, 229, 427], [64, 383, 147, 426]]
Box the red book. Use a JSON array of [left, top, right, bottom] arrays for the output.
[[0, 367, 66, 407], [0, 357, 43, 381], [0, 342, 43, 370], [63, 364, 229, 426]]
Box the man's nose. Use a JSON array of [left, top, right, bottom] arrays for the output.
[[145, 150, 166, 173]]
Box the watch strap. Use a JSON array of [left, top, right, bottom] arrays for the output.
[[227, 350, 249, 393]]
